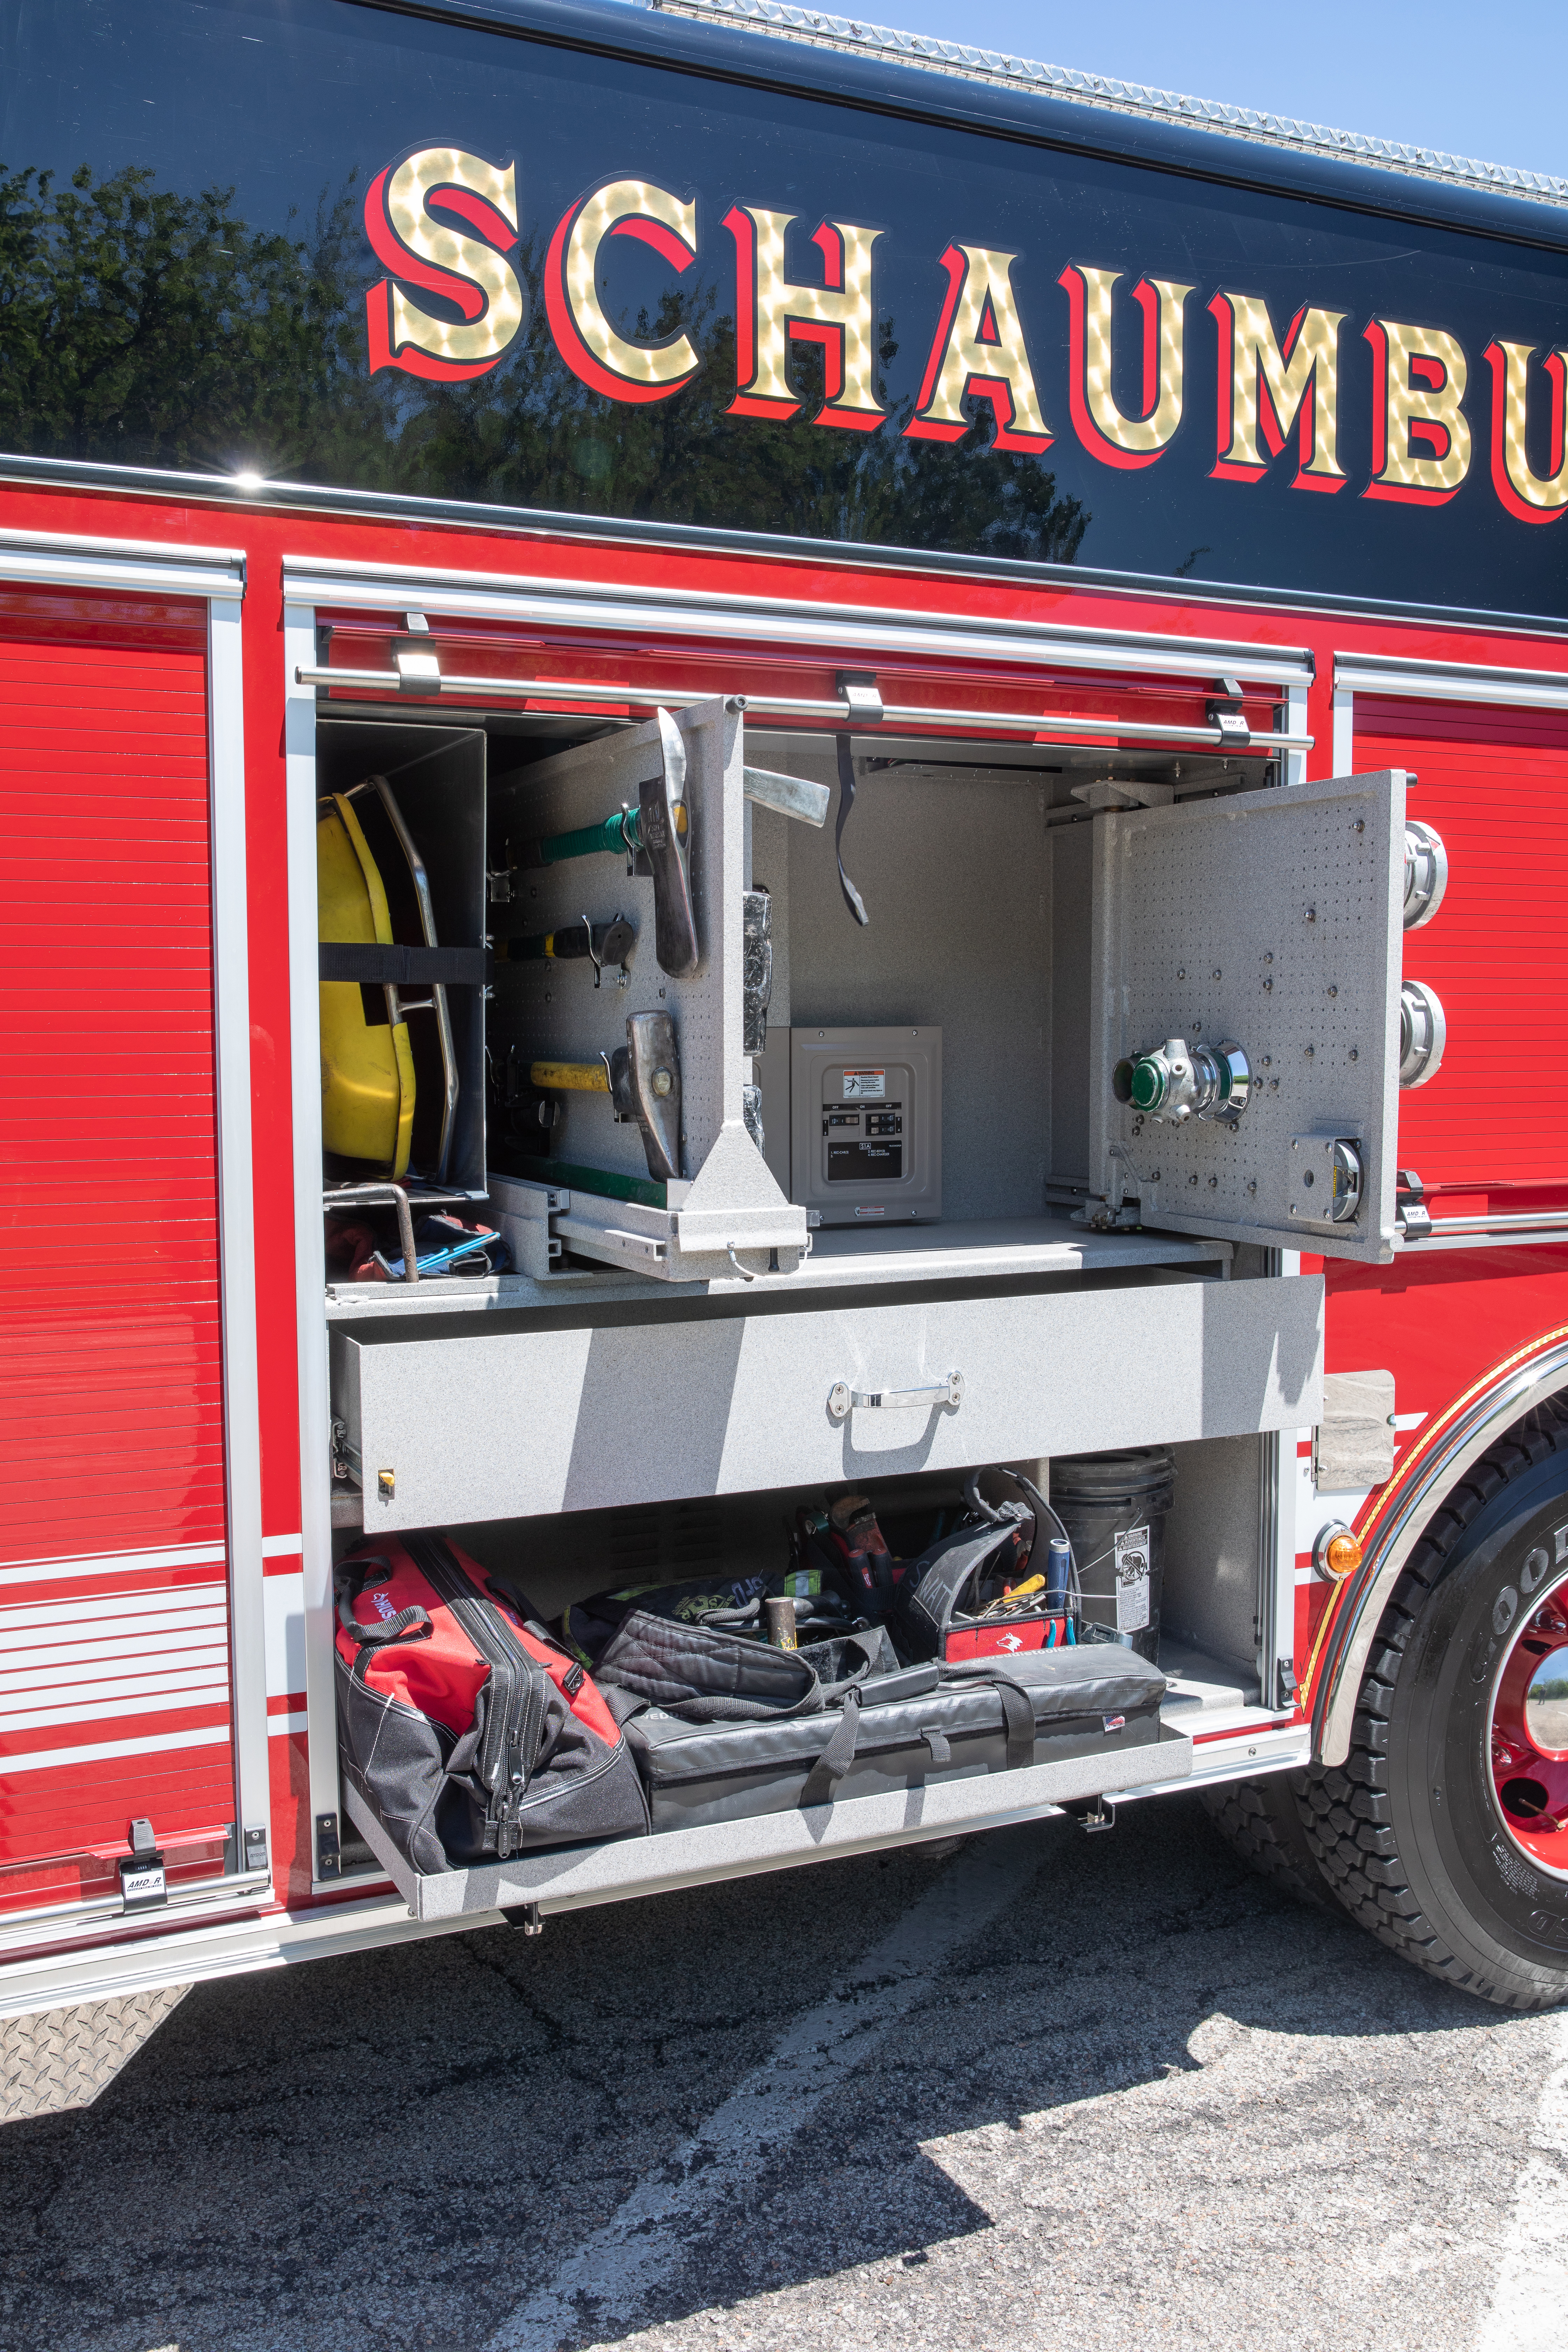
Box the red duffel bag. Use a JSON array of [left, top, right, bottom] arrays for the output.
[[334, 1532, 648, 1874]]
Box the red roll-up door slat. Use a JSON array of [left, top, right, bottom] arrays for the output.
[[0, 589, 233, 1914], [1356, 697, 1568, 1193]]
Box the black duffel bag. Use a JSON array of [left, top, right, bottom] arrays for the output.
[[614, 1642, 1168, 1830]]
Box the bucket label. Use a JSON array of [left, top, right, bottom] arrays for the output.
[[1114, 1525, 1151, 1633]]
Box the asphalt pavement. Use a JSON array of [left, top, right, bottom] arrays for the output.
[[0, 1790, 1562, 2352]]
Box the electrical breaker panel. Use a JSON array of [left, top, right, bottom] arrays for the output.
[[779, 1026, 942, 1226]]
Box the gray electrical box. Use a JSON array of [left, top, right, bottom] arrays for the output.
[[768, 1026, 941, 1226]]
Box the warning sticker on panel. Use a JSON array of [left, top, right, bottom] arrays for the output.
[[841, 1069, 886, 1099], [1114, 1525, 1151, 1633]]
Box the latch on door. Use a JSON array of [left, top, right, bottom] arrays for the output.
[[1287, 1134, 1364, 1227]]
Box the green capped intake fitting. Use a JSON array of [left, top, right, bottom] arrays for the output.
[[1113, 1037, 1251, 1126], [1129, 1055, 1169, 1112]]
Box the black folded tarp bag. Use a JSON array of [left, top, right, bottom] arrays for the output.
[[562, 1566, 857, 1662], [598, 1616, 1168, 1829]]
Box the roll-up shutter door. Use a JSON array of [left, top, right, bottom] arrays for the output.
[[1355, 697, 1568, 1191], [0, 588, 233, 1916]]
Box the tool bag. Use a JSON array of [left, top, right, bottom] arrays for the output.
[[891, 1470, 1076, 1661], [615, 1644, 1168, 1830], [334, 1533, 648, 1875]]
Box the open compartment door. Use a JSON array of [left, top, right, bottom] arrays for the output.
[[487, 697, 807, 1279], [1088, 770, 1405, 1264]]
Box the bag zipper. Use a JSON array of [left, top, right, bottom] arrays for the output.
[[403, 1534, 549, 1859]]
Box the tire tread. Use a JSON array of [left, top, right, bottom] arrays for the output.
[[1298, 1398, 1568, 2010]]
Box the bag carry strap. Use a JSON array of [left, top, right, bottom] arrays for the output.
[[334, 1555, 433, 1682], [988, 1674, 1038, 1772], [800, 1690, 862, 1808]]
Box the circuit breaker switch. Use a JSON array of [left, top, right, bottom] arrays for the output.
[[1115, 1038, 1251, 1125]]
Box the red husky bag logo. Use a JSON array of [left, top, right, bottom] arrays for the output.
[[364, 144, 524, 381]]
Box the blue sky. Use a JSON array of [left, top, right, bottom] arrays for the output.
[[708, 1, 1568, 181]]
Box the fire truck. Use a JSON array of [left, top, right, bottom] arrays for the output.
[[5, 0, 1568, 2122]]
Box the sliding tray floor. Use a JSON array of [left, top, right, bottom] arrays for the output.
[[345, 1723, 1194, 1924]]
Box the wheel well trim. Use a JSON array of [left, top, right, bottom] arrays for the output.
[[1311, 1329, 1568, 1767]]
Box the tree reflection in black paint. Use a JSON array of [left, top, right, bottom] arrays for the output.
[[0, 161, 1089, 562]]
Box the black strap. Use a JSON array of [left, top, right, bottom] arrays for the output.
[[990, 1675, 1037, 1772], [333, 1555, 433, 1681], [319, 942, 489, 987], [833, 735, 869, 927], [800, 1690, 862, 1807]]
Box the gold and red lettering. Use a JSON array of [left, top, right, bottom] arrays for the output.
[[1364, 318, 1471, 505], [725, 206, 885, 428], [1209, 293, 1346, 491], [904, 244, 1052, 449], [545, 180, 700, 403], [1059, 265, 1192, 469], [1484, 340, 1568, 524], [365, 146, 524, 383]]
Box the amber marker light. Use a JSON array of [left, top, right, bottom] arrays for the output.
[[1315, 1522, 1363, 1580]]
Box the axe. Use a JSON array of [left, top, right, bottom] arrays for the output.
[[515, 709, 698, 979], [531, 1010, 682, 1183]]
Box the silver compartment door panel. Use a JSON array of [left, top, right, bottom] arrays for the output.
[[1089, 770, 1404, 1264]]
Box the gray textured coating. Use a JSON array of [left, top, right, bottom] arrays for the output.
[[323, 1215, 1230, 1316], [335, 1261, 1322, 1526], [782, 753, 1051, 1225], [492, 701, 737, 1179], [342, 1729, 1193, 1921], [1090, 771, 1405, 1263], [4, 1796, 1555, 2351]]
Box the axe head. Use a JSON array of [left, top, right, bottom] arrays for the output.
[[638, 708, 700, 980], [607, 1009, 682, 1183]]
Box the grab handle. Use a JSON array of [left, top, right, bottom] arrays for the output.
[[827, 1372, 963, 1421]]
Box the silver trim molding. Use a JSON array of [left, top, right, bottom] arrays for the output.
[[656, 0, 1568, 208], [286, 555, 1314, 687], [1335, 651, 1568, 710]]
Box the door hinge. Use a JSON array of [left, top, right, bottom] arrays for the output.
[[316, 1813, 341, 1881]]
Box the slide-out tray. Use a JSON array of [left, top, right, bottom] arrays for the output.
[[343, 1724, 1193, 1923]]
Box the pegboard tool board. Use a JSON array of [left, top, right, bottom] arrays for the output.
[[489, 698, 741, 1185], [1088, 771, 1405, 1265]]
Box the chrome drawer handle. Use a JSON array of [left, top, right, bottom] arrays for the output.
[[827, 1372, 964, 1421]]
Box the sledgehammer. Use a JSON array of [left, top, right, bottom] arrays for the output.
[[531, 1010, 682, 1183]]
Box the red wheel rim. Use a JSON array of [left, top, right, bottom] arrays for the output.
[[1489, 1567, 1568, 1877]]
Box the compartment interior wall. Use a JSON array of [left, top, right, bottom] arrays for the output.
[[752, 741, 1058, 1225], [1158, 1433, 1264, 1682]]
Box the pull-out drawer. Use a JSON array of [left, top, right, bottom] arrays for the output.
[[332, 1269, 1322, 1528], [343, 1724, 1194, 1924]]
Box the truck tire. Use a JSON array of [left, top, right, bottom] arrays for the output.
[[1298, 1404, 1568, 2010], [1201, 1771, 1338, 1908]]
